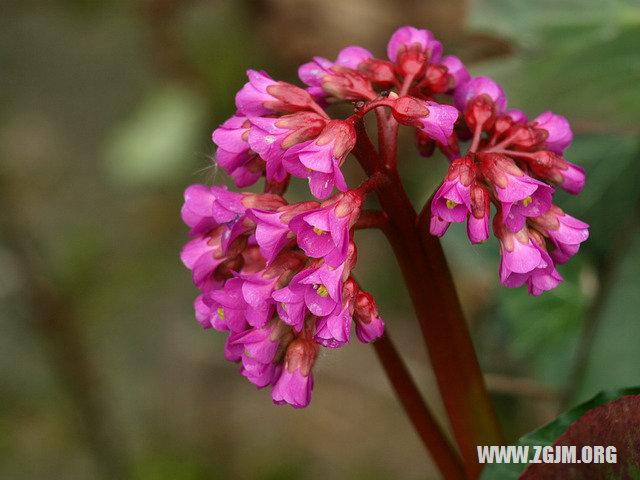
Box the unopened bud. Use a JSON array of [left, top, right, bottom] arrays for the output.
[[353, 292, 384, 343]]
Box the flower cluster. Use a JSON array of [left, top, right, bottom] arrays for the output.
[[181, 185, 384, 407], [429, 76, 588, 295], [181, 26, 588, 407]]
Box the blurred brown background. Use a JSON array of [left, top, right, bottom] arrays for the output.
[[1, 1, 639, 479]]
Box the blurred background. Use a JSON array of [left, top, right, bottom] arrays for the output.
[[1, 0, 639, 479]]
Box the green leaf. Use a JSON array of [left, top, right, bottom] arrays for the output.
[[479, 387, 640, 479]]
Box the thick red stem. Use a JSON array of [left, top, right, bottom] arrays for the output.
[[354, 209, 388, 230], [353, 120, 502, 478], [373, 333, 467, 480]]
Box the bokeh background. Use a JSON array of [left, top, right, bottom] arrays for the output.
[[1, 1, 639, 479]]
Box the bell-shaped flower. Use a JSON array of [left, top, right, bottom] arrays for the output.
[[283, 120, 356, 199], [271, 338, 318, 408]]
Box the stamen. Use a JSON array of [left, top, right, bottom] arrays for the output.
[[316, 285, 329, 297], [446, 199, 458, 210], [313, 226, 326, 235], [217, 307, 224, 321], [522, 196, 533, 207]]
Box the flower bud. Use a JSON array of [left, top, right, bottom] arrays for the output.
[[353, 292, 384, 343], [467, 185, 490, 244], [358, 58, 397, 88], [271, 337, 318, 408]]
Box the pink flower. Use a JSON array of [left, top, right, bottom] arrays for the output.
[[233, 322, 281, 364], [440, 55, 470, 91], [289, 192, 361, 267], [495, 221, 563, 296], [180, 234, 226, 291], [240, 357, 281, 388], [391, 96, 459, 144], [431, 156, 476, 224], [353, 291, 384, 343], [530, 206, 589, 264], [505, 109, 528, 124], [245, 209, 292, 264], [212, 114, 264, 187], [429, 214, 451, 237], [480, 153, 554, 232], [246, 202, 318, 264], [236, 70, 321, 117], [247, 112, 327, 182], [271, 338, 318, 408], [387, 26, 443, 65], [533, 111, 573, 154], [224, 332, 244, 362], [467, 184, 491, 244], [283, 120, 355, 199], [313, 278, 357, 347], [233, 322, 293, 388], [299, 46, 373, 96], [180, 184, 246, 237], [454, 76, 507, 114], [273, 262, 347, 330], [559, 161, 585, 194]]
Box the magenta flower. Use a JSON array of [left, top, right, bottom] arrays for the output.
[[533, 111, 573, 154], [208, 278, 252, 331], [430, 214, 451, 237], [240, 357, 281, 388], [247, 112, 327, 182], [530, 206, 590, 264], [233, 322, 281, 364], [247, 202, 318, 264], [271, 338, 317, 408], [454, 76, 507, 114], [495, 221, 563, 296], [298, 46, 374, 101], [467, 184, 491, 244], [273, 261, 347, 331], [224, 331, 244, 362], [387, 26, 442, 65], [559, 161, 586, 194], [283, 120, 355, 199], [440, 55, 470, 91], [353, 291, 384, 343], [236, 70, 321, 117], [181, 184, 246, 237], [212, 114, 264, 187], [431, 156, 476, 224], [180, 234, 225, 291], [289, 192, 361, 267], [313, 279, 357, 348], [391, 96, 459, 144], [505, 109, 528, 124], [480, 153, 554, 232]]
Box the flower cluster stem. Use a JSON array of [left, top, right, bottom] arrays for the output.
[[353, 119, 502, 478], [373, 332, 467, 480]]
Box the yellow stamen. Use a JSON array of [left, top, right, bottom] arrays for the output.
[[446, 199, 458, 210], [313, 226, 326, 235], [281, 302, 287, 311], [522, 196, 533, 207], [216, 307, 224, 321], [316, 285, 329, 297]]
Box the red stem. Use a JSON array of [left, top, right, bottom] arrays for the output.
[[373, 333, 467, 480], [353, 119, 502, 478], [354, 210, 388, 230]]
